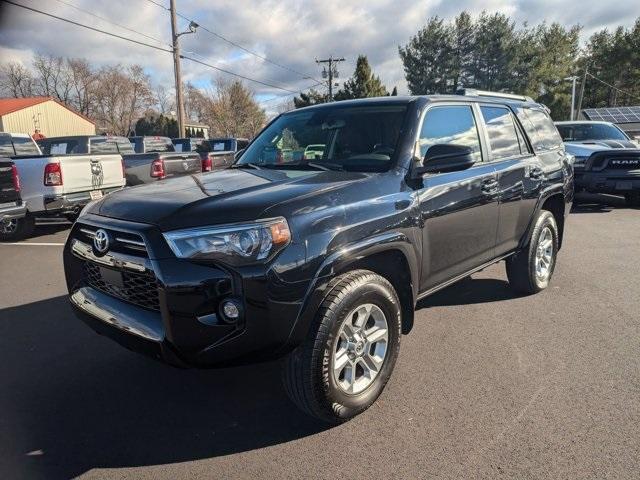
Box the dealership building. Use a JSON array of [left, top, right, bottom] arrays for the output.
[[0, 96, 96, 137]]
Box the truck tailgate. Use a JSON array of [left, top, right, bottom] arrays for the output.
[[162, 153, 202, 177], [58, 154, 124, 194], [0, 160, 20, 204]]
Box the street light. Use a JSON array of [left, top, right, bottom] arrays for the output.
[[564, 76, 579, 121]]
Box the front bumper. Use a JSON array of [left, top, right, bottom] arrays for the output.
[[0, 201, 26, 222], [574, 170, 640, 194], [64, 217, 308, 368], [44, 187, 122, 216]]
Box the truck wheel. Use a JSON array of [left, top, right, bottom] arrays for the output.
[[624, 193, 640, 208], [283, 270, 402, 423], [0, 215, 35, 242], [506, 210, 558, 295]]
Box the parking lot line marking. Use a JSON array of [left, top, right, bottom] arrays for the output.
[[0, 242, 65, 246]]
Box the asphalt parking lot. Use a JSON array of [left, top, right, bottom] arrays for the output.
[[0, 194, 638, 480]]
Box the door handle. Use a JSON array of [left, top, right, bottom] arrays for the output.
[[529, 166, 544, 180], [481, 179, 498, 194]]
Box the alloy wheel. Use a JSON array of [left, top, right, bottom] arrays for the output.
[[534, 226, 554, 281], [332, 303, 389, 394]]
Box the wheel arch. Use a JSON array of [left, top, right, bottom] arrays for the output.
[[283, 233, 419, 352]]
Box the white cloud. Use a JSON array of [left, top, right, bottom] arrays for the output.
[[1, 0, 638, 114]]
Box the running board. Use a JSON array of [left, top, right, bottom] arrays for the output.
[[416, 252, 516, 302]]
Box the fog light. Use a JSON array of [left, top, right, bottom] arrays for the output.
[[220, 299, 241, 323]]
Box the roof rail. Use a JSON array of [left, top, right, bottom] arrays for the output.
[[455, 88, 534, 103]]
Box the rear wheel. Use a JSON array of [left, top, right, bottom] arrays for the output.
[[283, 270, 402, 423], [624, 192, 640, 208], [506, 210, 558, 294], [0, 215, 35, 242]]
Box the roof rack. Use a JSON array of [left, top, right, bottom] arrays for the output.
[[455, 88, 534, 103]]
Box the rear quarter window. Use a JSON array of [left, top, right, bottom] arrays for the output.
[[517, 108, 563, 152]]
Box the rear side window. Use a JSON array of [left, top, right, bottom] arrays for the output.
[[480, 106, 525, 160], [144, 137, 174, 153], [12, 136, 41, 156], [517, 108, 563, 152], [418, 105, 482, 162], [90, 139, 119, 154], [0, 136, 15, 156]]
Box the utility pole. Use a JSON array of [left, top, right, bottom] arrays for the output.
[[576, 66, 588, 120], [564, 76, 578, 120], [169, 0, 198, 138], [316, 56, 345, 102]]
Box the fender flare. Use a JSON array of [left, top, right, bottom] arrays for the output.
[[519, 184, 566, 250], [281, 231, 419, 351]]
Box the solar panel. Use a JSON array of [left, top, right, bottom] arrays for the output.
[[583, 106, 640, 124]]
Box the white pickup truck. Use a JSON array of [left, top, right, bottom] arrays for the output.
[[0, 133, 125, 239]]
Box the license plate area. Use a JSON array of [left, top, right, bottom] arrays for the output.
[[90, 190, 103, 200], [99, 266, 124, 288]]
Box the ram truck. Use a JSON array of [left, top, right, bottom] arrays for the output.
[[124, 136, 201, 185], [556, 121, 640, 206], [1, 132, 125, 239], [64, 92, 573, 423], [172, 137, 249, 171]]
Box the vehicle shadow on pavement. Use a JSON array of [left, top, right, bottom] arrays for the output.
[[0, 296, 328, 480], [571, 193, 626, 214], [417, 276, 520, 309]]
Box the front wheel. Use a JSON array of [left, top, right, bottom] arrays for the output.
[[0, 215, 35, 242], [506, 210, 558, 294], [283, 270, 402, 423]]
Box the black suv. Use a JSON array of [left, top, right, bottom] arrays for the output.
[[64, 91, 573, 423]]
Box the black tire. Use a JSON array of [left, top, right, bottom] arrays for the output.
[[283, 270, 402, 423], [0, 215, 35, 242], [624, 192, 640, 208], [506, 210, 558, 295]]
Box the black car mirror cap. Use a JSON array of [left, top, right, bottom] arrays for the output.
[[413, 144, 476, 176]]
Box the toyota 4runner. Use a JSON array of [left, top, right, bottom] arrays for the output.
[[64, 91, 573, 423]]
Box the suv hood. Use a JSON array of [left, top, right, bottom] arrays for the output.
[[92, 168, 370, 230], [564, 139, 637, 154]]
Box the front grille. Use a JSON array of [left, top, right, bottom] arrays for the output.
[[608, 158, 640, 170], [82, 260, 160, 311], [77, 225, 148, 257]]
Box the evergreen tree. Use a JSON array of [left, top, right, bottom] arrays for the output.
[[293, 88, 328, 108], [334, 55, 388, 100], [391, 86, 398, 96]]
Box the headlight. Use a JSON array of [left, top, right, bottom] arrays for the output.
[[163, 217, 291, 265], [572, 156, 588, 165]]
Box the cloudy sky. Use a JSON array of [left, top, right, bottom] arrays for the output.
[[1, 0, 639, 112]]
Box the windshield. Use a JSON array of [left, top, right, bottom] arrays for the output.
[[557, 123, 628, 142], [237, 104, 408, 172]]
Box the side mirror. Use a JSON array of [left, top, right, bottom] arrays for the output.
[[234, 148, 245, 161], [414, 144, 475, 176]]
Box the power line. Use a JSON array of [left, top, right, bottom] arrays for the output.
[[5, 0, 309, 95], [258, 81, 325, 105], [586, 72, 640, 102], [4, 0, 173, 53], [50, 0, 170, 48], [141, 0, 321, 83], [180, 54, 302, 94]]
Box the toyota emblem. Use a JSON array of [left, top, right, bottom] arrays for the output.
[[93, 229, 110, 255]]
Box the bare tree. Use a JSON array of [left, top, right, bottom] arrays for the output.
[[204, 77, 266, 138], [276, 98, 295, 114], [154, 84, 173, 115], [32, 54, 73, 103], [92, 64, 153, 135], [0, 62, 34, 97], [67, 58, 96, 116]]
